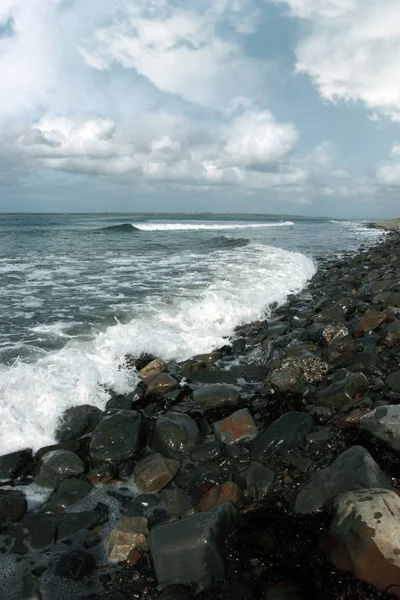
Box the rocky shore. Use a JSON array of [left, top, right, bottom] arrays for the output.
[[1, 233, 400, 600]]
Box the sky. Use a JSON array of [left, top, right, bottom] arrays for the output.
[[1, 0, 400, 217]]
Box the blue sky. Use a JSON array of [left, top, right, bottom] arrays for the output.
[[1, 0, 400, 217]]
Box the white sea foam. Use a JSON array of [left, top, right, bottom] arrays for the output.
[[330, 220, 387, 238], [135, 221, 295, 231], [0, 243, 315, 455]]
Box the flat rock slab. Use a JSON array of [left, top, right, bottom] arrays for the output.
[[323, 488, 400, 598], [192, 384, 240, 410], [35, 449, 85, 488], [150, 501, 237, 590], [133, 453, 180, 493], [360, 405, 400, 451], [295, 446, 394, 514], [152, 411, 202, 458], [108, 517, 149, 561], [213, 408, 258, 445], [251, 411, 314, 460], [90, 410, 143, 467], [4, 511, 103, 552]]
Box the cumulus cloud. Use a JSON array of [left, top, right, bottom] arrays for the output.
[[274, 0, 400, 121], [376, 142, 400, 186], [12, 109, 300, 189]]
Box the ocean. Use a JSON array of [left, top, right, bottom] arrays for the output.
[[0, 213, 385, 457]]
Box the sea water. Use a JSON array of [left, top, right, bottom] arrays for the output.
[[0, 213, 385, 455]]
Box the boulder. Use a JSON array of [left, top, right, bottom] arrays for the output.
[[233, 462, 274, 501], [358, 310, 387, 333], [192, 384, 240, 410], [152, 412, 202, 458], [159, 488, 193, 518], [317, 371, 369, 410], [213, 409, 258, 445], [138, 358, 167, 379], [133, 453, 180, 493], [149, 502, 237, 590], [90, 410, 143, 467], [0, 449, 32, 482], [0, 491, 27, 530], [251, 412, 314, 460], [145, 373, 179, 396], [295, 446, 394, 514], [35, 450, 85, 488], [108, 517, 149, 561], [55, 404, 103, 442], [197, 482, 242, 511], [44, 478, 93, 512], [386, 371, 400, 393], [190, 441, 222, 463], [323, 489, 400, 598], [270, 364, 304, 392], [359, 405, 400, 451]]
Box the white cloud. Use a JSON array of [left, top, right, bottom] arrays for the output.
[[376, 142, 400, 186], [12, 109, 300, 189], [274, 0, 400, 121]]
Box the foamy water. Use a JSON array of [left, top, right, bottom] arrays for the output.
[[135, 221, 295, 231]]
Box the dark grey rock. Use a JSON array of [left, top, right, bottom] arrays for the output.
[[385, 371, 400, 393], [359, 405, 400, 451], [35, 450, 85, 488], [192, 384, 240, 410], [44, 478, 93, 512], [0, 491, 27, 530], [317, 371, 369, 409], [125, 494, 160, 518], [295, 446, 394, 514], [105, 395, 132, 411], [159, 488, 193, 517], [251, 412, 314, 460], [4, 511, 103, 551], [152, 411, 202, 458], [190, 441, 222, 463], [55, 404, 103, 442], [0, 449, 32, 481], [270, 364, 304, 392], [90, 410, 143, 467], [55, 549, 96, 580], [233, 462, 274, 500], [149, 502, 237, 590]]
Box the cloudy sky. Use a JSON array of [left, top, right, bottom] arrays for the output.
[[1, 0, 400, 217]]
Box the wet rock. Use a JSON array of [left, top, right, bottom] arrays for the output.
[[323, 488, 400, 598], [35, 450, 85, 488], [149, 502, 237, 590], [144, 373, 179, 396], [0, 491, 27, 530], [90, 410, 143, 467], [192, 384, 240, 410], [190, 441, 222, 463], [21, 570, 43, 600], [44, 478, 93, 512], [233, 462, 274, 500], [125, 494, 160, 518], [322, 324, 349, 344], [108, 517, 149, 561], [295, 446, 394, 514], [251, 412, 314, 460], [0, 449, 32, 482], [189, 352, 221, 364], [87, 464, 116, 485], [213, 408, 258, 445], [307, 323, 326, 344], [270, 364, 304, 392], [386, 371, 400, 393], [159, 488, 193, 517], [4, 511, 103, 551], [152, 412, 202, 458], [138, 358, 167, 379], [35, 439, 84, 461], [197, 482, 242, 511], [385, 291, 400, 307], [357, 310, 387, 333], [133, 453, 180, 493], [284, 453, 313, 473], [324, 336, 357, 366], [360, 405, 400, 451], [105, 395, 132, 411], [265, 582, 300, 600], [55, 405, 103, 443], [156, 585, 193, 600], [55, 549, 96, 580], [317, 371, 369, 410]]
